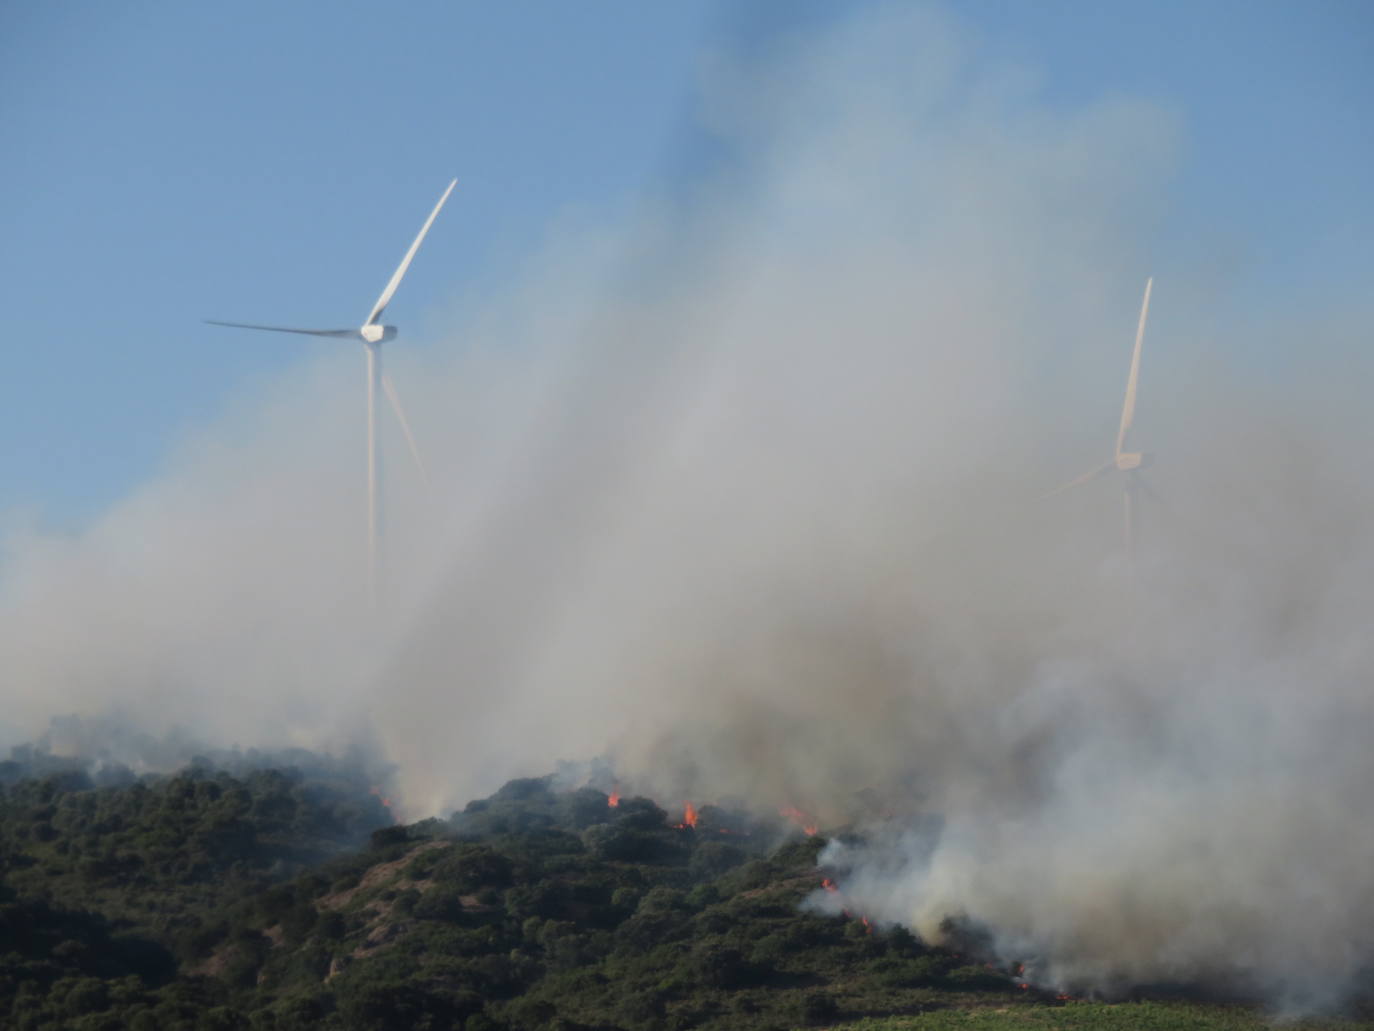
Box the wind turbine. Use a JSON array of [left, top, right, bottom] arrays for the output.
[[1042, 277, 1157, 558], [208, 178, 457, 603]]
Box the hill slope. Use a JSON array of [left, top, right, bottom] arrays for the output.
[[2, 757, 1369, 1030]]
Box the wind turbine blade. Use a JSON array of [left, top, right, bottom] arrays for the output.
[[364, 178, 457, 328], [381, 373, 429, 486], [205, 320, 358, 339], [1038, 460, 1114, 501], [1116, 277, 1152, 459]]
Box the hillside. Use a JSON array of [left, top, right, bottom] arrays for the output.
[[2, 754, 1369, 1030]]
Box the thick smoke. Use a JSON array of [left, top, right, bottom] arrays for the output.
[[3, 2, 1371, 1010]]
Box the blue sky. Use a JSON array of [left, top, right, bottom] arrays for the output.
[[1, 0, 1369, 527], [5, 7, 1374, 980]]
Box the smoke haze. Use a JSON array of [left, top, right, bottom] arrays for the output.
[[4, 3, 1372, 1010]]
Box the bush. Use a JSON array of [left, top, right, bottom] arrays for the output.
[[613, 797, 666, 831], [337, 980, 478, 1030], [504, 882, 566, 922], [636, 886, 685, 916], [413, 886, 465, 923], [280, 902, 319, 944], [558, 787, 617, 830], [368, 826, 410, 851], [430, 845, 514, 892], [581, 824, 680, 864], [688, 841, 747, 881], [315, 910, 346, 941], [794, 989, 839, 1025]]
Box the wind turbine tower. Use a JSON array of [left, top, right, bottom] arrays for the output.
[[208, 178, 457, 603], [1043, 278, 1158, 558]]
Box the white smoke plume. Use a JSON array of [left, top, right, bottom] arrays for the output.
[[3, 2, 1371, 1010]]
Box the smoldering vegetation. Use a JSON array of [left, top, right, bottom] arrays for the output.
[[2, 2, 1371, 1012]]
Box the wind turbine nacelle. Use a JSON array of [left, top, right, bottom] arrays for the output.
[[360, 324, 398, 344], [1115, 451, 1153, 471]]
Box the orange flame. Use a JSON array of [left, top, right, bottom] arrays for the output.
[[779, 805, 819, 836], [676, 802, 698, 829], [821, 878, 839, 893], [607, 789, 620, 807], [369, 786, 396, 824], [861, 916, 872, 934]]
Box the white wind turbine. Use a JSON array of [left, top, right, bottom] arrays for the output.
[[208, 178, 457, 602], [1042, 278, 1157, 558]]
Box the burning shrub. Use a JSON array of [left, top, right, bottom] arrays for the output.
[[557, 787, 619, 830], [10, 759, 1230, 1029]]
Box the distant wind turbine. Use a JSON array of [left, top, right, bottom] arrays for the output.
[[1042, 277, 1157, 558], [208, 178, 457, 602]]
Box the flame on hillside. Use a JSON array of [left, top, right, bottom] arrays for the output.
[[369, 785, 396, 824], [779, 805, 819, 836]]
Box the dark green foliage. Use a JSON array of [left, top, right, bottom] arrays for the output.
[[430, 842, 515, 891], [335, 977, 481, 1030], [826, 1001, 1374, 1030], [689, 839, 748, 881], [5, 752, 1326, 1031], [0, 744, 389, 1029], [795, 988, 840, 1025], [368, 825, 411, 850]]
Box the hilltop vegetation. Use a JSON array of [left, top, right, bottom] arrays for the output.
[[2, 750, 1370, 1030]]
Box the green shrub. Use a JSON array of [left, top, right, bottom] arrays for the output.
[[430, 844, 514, 891]]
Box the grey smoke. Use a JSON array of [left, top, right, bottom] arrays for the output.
[[3, 1, 1371, 1009]]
